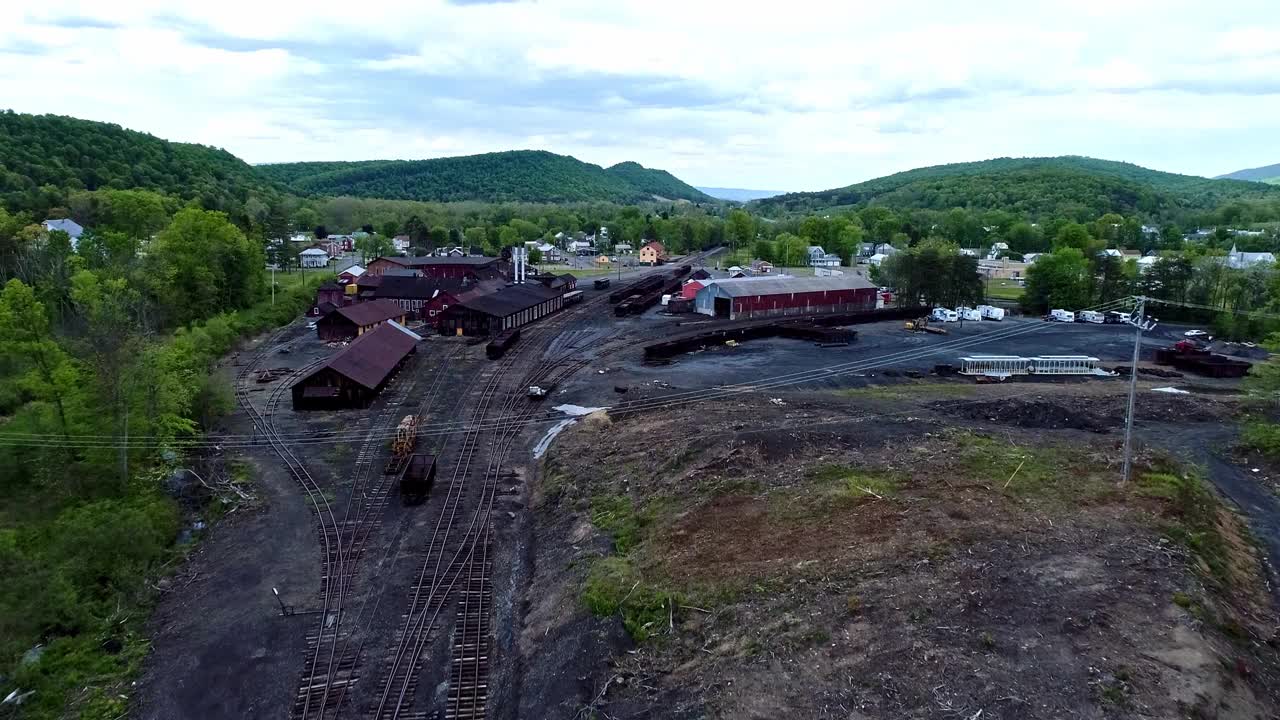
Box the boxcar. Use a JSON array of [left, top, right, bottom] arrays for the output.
[[593, 278, 611, 290], [400, 454, 437, 505], [486, 328, 521, 360], [563, 289, 584, 306]]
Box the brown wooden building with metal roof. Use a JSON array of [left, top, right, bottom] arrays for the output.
[[291, 322, 421, 410], [315, 298, 408, 341]]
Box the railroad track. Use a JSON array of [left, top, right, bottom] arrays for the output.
[[234, 350, 349, 720]]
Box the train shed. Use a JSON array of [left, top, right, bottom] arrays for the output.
[[316, 299, 407, 341], [291, 321, 422, 410], [438, 283, 564, 336], [694, 275, 878, 320]]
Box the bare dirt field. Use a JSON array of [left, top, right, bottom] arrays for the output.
[[519, 382, 1280, 719]]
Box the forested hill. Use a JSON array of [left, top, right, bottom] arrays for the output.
[[603, 161, 713, 202], [1217, 163, 1280, 184], [0, 111, 281, 213], [751, 156, 1280, 223], [258, 151, 713, 204]]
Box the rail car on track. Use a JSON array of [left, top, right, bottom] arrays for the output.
[[486, 328, 521, 359], [562, 289, 584, 306], [400, 453, 436, 504], [593, 278, 611, 290]]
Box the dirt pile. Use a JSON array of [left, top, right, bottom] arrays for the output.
[[519, 390, 1280, 719]]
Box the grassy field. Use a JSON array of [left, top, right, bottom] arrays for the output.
[[986, 278, 1025, 300]]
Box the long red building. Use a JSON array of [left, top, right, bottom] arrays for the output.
[[693, 275, 878, 320], [365, 255, 503, 282]]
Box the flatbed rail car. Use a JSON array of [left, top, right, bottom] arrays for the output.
[[562, 289, 584, 306], [400, 453, 437, 505], [593, 278, 611, 290], [486, 328, 521, 360]]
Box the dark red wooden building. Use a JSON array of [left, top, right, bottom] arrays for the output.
[[366, 255, 503, 282], [291, 322, 421, 410], [315, 299, 408, 341]]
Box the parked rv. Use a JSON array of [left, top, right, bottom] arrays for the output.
[[932, 308, 959, 323], [1049, 309, 1075, 323], [1077, 310, 1104, 324], [977, 305, 1005, 321], [956, 307, 982, 321]]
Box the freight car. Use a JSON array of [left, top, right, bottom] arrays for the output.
[[486, 328, 521, 359], [563, 289, 584, 306], [608, 275, 665, 303], [593, 278, 611, 290], [400, 454, 437, 505]]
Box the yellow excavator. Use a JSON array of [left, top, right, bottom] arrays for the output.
[[904, 315, 948, 335]]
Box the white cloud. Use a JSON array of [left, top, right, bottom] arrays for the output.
[[2, 0, 1279, 190]]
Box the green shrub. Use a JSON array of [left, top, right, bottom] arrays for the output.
[[582, 557, 679, 642]]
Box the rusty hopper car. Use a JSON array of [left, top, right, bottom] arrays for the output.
[[486, 327, 521, 359], [400, 454, 437, 505]]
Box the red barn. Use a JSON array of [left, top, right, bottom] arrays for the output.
[[366, 255, 503, 282], [694, 276, 878, 320]]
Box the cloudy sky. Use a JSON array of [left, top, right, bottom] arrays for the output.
[[2, 1, 1278, 191]]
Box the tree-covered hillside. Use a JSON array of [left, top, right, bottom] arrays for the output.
[[603, 161, 712, 202], [259, 151, 712, 204], [752, 156, 1280, 224], [0, 111, 282, 214], [1218, 162, 1280, 184]]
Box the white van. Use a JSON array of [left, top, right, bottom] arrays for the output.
[[978, 305, 1005, 321], [932, 308, 959, 322], [1077, 310, 1104, 324], [956, 307, 982, 321], [1050, 309, 1075, 323]]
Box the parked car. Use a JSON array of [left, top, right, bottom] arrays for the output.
[[1184, 329, 1210, 338]]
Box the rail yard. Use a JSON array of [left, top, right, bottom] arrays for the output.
[[132, 253, 1280, 720]]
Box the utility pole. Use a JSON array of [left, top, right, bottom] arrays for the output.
[[272, 264, 276, 305], [1121, 296, 1157, 484]]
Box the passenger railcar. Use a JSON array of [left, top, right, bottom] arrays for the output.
[[562, 290, 584, 306]]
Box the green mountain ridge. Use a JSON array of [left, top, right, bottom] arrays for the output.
[[0, 112, 713, 214], [752, 155, 1280, 223], [258, 152, 714, 204], [0, 110, 281, 213]]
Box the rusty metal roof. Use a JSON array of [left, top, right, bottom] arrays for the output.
[[329, 299, 405, 327], [304, 321, 420, 391], [455, 283, 560, 318], [710, 275, 875, 298]]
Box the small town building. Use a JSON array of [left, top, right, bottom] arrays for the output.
[[693, 275, 877, 320], [680, 278, 705, 300], [438, 284, 565, 336], [313, 283, 348, 315], [532, 272, 578, 292], [338, 265, 366, 284], [639, 241, 666, 266], [807, 246, 842, 267], [568, 240, 594, 254], [366, 255, 502, 281], [315, 299, 408, 341], [690, 268, 712, 281], [43, 218, 85, 248], [291, 321, 421, 410], [299, 247, 330, 268], [594, 254, 611, 266], [614, 243, 633, 255], [750, 259, 775, 274], [1227, 244, 1277, 269]]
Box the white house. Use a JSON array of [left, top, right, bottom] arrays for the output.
[[299, 247, 330, 268], [568, 240, 593, 254], [535, 242, 562, 262], [986, 242, 1009, 260], [807, 246, 842, 268], [614, 243, 633, 254], [1098, 248, 1124, 258], [1136, 256, 1160, 273], [43, 218, 85, 249], [868, 253, 891, 267]]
